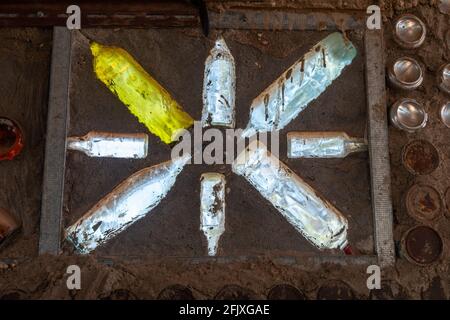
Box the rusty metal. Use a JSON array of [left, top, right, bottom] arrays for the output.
[[209, 9, 365, 31], [402, 225, 443, 266], [0, 1, 199, 27], [207, 0, 369, 31], [402, 140, 439, 175], [206, 0, 372, 30], [405, 184, 442, 222], [206, 0, 373, 11]]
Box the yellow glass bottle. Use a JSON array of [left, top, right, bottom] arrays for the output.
[[90, 42, 194, 144]]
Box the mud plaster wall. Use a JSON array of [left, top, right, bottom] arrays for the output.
[[0, 28, 52, 259]]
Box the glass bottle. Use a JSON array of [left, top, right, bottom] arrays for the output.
[[287, 131, 367, 158]]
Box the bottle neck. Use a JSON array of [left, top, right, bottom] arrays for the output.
[[67, 137, 90, 153], [344, 138, 367, 155]]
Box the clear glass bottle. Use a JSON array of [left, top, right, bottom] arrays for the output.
[[67, 131, 148, 159], [202, 36, 236, 128], [233, 140, 349, 251], [65, 154, 191, 253], [241, 32, 357, 138], [287, 132, 367, 158], [200, 173, 226, 256]]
